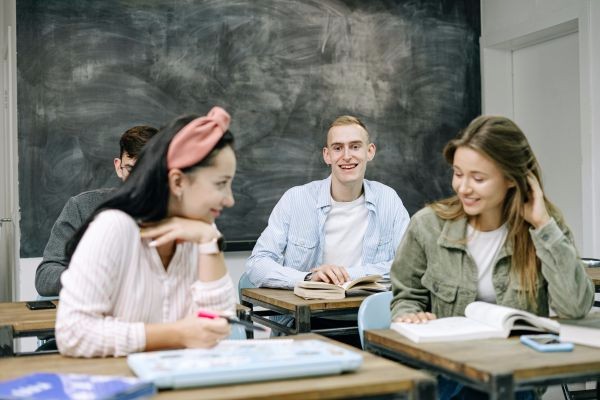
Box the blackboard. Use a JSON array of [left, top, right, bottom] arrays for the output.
[[17, 0, 480, 257]]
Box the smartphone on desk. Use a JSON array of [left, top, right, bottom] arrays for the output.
[[520, 334, 574, 352], [25, 300, 56, 310]]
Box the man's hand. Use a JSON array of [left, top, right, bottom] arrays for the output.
[[309, 264, 350, 285]]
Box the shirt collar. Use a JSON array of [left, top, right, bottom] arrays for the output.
[[438, 214, 513, 256], [317, 176, 374, 211]]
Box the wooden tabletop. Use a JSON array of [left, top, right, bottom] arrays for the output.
[[241, 288, 369, 312], [0, 334, 435, 400], [586, 267, 600, 286], [0, 302, 250, 335], [0, 301, 57, 334], [365, 329, 600, 384]]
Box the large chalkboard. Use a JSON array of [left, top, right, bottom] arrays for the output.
[[17, 0, 480, 257]]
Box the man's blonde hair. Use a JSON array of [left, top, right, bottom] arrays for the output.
[[327, 116, 370, 144]]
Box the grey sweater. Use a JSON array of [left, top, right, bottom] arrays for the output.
[[35, 188, 115, 296]]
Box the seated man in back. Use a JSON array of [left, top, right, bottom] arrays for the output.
[[246, 115, 410, 289], [35, 125, 158, 297]]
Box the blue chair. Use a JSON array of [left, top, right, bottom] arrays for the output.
[[227, 323, 247, 340], [237, 271, 256, 300], [357, 291, 393, 349], [236, 271, 258, 339]]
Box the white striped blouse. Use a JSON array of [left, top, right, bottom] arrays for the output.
[[56, 209, 236, 358]]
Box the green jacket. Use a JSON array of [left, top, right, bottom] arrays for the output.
[[391, 207, 594, 320]]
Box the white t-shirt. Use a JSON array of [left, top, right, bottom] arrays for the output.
[[466, 223, 508, 303], [323, 195, 369, 272]]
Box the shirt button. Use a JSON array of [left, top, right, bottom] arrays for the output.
[[542, 234, 549, 241], [433, 283, 439, 292]]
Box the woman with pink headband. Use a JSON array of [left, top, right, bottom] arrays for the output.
[[56, 107, 237, 357]]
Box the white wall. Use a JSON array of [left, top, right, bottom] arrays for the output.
[[481, 0, 600, 258], [512, 32, 582, 248], [481, 2, 600, 397], [0, 0, 18, 302]]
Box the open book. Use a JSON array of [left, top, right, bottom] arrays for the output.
[[294, 274, 387, 300], [391, 301, 560, 343]]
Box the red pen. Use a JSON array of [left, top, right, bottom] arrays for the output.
[[197, 310, 267, 332]]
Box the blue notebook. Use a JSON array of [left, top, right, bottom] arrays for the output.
[[127, 339, 363, 389], [0, 373, 156, 399]]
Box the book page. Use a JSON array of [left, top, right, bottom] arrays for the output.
[[464, 302, 516, 333], [296, 281, 337, 290], [391, 317, 504, 343], [341, 274, 382, 290], [465, 302, 559, 335]]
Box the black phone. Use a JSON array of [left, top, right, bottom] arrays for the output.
[[26, 300, 56, 310]]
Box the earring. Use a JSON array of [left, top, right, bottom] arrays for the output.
[[177, 192, 183, 202]]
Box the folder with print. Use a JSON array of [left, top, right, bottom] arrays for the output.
[[127, 339, 363, 389]]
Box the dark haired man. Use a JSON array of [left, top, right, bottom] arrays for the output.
[[35, 125, 158, 296]]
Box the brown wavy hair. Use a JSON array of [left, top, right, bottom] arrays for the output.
[[430, 115, 563, 304]]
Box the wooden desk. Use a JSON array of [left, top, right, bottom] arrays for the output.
[[0, 302, 250, 356], [0, 334, 436, 400], [0, 301, 57, 357], [241, 288, 368, 336], [364, 329, 600, 400], [586, 267, 600, 286]]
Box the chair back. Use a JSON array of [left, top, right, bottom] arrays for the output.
[[581, 258, 600, 268], [357, 291, 393, 349], [238, 271, 256, 300], [228, 324, 247, 340]]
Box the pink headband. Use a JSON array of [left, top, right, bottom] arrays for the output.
[[167, 106, 231, 170]]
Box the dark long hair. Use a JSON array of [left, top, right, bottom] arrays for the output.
[[66, 114, 234, 258]]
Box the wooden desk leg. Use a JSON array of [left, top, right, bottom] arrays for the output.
[[0, 325, 14, 357], [295, 305, 311, 333], [489, 374, 514, 400]]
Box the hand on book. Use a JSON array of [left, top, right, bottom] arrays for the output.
[[394, 312, 437, 324], [309, 264, 350, 285]]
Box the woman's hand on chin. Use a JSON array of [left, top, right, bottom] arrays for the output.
[[140, 217, 220, 247]]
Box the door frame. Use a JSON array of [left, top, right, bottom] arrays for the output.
[[481, 1, 600, 257]]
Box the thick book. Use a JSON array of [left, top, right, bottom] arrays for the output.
[[127, 339, 362, 389], [293, 274, 387, 300], [559, 312, 600, 348], [0, 373, 156, 400], [391, 301, 560, 343]]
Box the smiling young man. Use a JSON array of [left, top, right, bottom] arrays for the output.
[[35, 125, 158, 296], [246, 116, 410, 289]]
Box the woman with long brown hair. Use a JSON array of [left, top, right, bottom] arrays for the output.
[[390, 115, 594, 399]]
